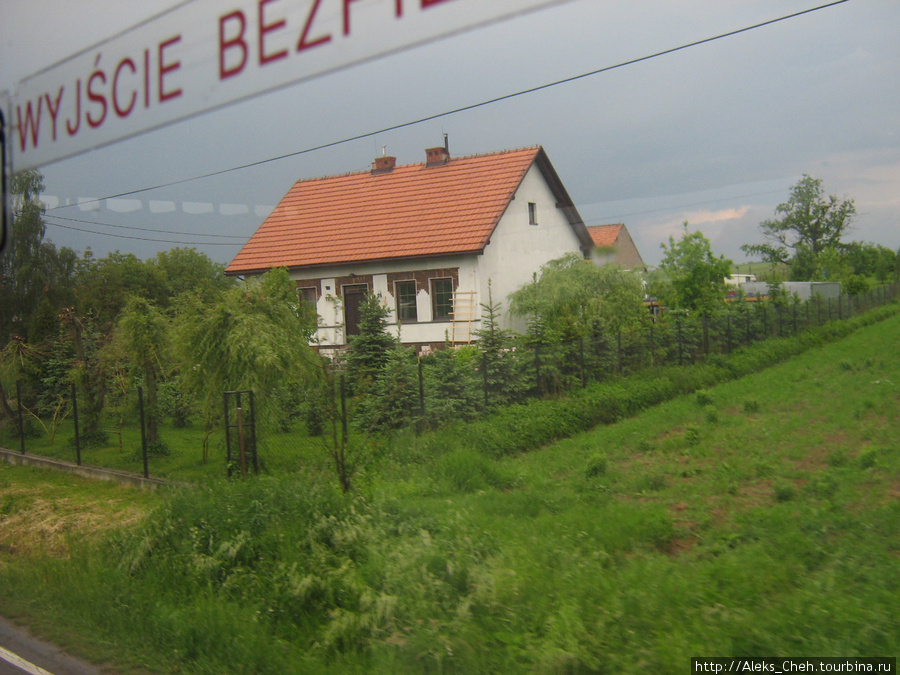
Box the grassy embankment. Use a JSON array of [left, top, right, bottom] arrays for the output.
[[0, 308, 898, 673]]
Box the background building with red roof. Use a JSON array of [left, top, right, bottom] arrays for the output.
[[586, 223, 645, 271], [226, 144, 595, 353]]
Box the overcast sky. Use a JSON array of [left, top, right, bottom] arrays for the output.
[[2, 0, 898, 267]]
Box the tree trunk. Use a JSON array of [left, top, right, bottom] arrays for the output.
[[145, 365, 160, 444], [0, 380, 16, 421]]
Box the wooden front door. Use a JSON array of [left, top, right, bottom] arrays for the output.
[[343, 284, 368, 339]]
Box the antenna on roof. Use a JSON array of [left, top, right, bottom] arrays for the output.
[[382, 145, 387, 157], [443, 133, 449, 154]]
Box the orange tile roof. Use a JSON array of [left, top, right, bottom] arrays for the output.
[[587, 223, 623, 248], [227, 147, 583, 275]]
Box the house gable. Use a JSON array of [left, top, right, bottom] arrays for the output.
[[588, 223, 645, 270], [480, 161, 591, 329]]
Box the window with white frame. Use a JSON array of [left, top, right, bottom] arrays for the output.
[[395, 280, 418, 322], [431, 278, 453, 320]]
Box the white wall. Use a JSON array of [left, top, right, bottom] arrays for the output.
[[479, 163, 585, 332], [290, 255, 481, 347]]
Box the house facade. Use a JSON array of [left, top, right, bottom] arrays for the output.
[[225, 145, 593, 354]]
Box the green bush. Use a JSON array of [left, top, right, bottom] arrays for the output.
[[684, 425, 701, 447], [584, 453, 608, 478], [696, 390, 714, 407], [743, 399, 762, 414], [438, 448, 508, 493], [773, 483, 796, 502], [859, 448, 878, 469]]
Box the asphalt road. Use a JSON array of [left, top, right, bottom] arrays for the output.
[[0, 616, 105, 675]]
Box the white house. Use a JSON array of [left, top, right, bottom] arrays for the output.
[[225, 145, 594, 354]]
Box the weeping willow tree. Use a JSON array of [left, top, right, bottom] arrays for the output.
[[509, 253, 648, 337], [114, 296, 169, 446], [175, 267, 319, 454]]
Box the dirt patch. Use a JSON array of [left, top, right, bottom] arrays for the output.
[[0, 491, 146, 558], [664, 534, 698, 557]]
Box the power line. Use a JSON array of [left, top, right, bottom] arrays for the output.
[[45, 213, 247, 239], [49, 0, 850, 212], [585, 188, 790, 223], [44, 216, 244, 246]]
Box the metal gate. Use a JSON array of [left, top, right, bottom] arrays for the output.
[[223, 390, 257, 476]]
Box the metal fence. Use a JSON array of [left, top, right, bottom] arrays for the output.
[[0, 382, 174, 479], [2, 283, 898, 481], [255, 282, 900, 463]]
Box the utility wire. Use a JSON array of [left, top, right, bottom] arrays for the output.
[[48, 0, 849, 213], [44, 217, 243, 246], [586, 188, 790, 223], [45, 212, 247, 238]]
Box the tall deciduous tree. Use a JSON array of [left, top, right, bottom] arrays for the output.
[[149, 247, 235, 302], [0, 170, 76, 346], [656, 224, 732, 316], [74, 250, 168, 328], [741, 175, 855, 279], [0, 172, 77, 426]]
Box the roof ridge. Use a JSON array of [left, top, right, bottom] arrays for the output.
[[289, 146, 542, 185]]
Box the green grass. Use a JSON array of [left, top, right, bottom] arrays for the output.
[[4, 414, 330, 483], [1, 311, 899, 673]]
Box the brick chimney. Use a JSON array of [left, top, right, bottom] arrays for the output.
[[424, 145, 450, 168], [371, 154, 396, 174]]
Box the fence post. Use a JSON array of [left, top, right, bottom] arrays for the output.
[[71, 383, 81, 465], [236, 405, 247, 478], [617, 329, 623, 374], [725, 314, 732, 354], [745, 309, 752, 346], [482, 352, 489, 409], [702, 317, 709, 355], [16, 380, 25, 455], [340, 374, 348, 450], [676, 317, 684, 366], [223, 392, 233, 477], [138, 386, 149, 479], [579, 338, 586, 389], [417, 358, 426, 432], [248, 390, 258, 474]]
